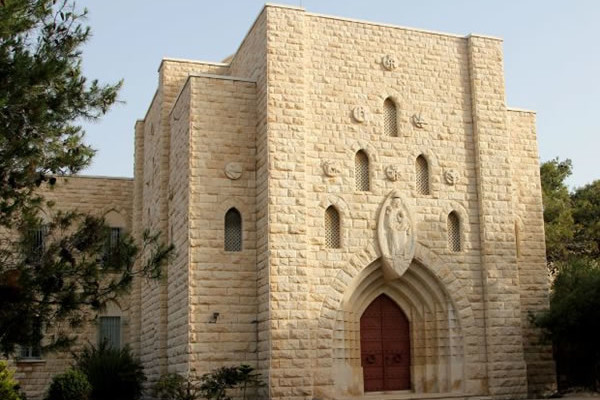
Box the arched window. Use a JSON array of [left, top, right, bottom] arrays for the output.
[[325, 206, 341, 249], [383, 98, 398, 137], [447, 211, 461, 252], [355, 150, 370, 191], [416, 155, 430, 195], [224, 208, 242, 252]]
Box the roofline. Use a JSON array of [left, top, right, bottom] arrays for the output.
[[168, 73, 257, 118], [60, 175, 134, 181]]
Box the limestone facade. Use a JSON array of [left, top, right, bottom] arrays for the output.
[[12, 4, 556, 400]]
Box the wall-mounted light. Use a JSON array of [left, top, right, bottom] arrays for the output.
[[209, 312, 220, 324]]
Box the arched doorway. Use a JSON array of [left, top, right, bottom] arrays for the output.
[[360, 294, 411, 392]]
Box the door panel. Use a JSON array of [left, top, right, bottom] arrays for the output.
[[360, 294, 411, 392]]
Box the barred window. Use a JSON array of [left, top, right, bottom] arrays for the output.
[[447, 212, 461, 252], [99, 316, 121, 349], [224, 208, 242, 252], [383, 98, 398, 137], [355, 150, 370, 191], [20, 344, 41, 360], [28, 225, 48, 263], [416, 155, 430, 195], [103, 227, 123, 264], [325, 206, 341, 249]]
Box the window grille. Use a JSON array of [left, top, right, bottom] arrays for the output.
[[109, 227, 122, 250], [325, 206, 341, 249], [355, 151, 370, 191], [20, 344, 41, 360], [224, 208, 242, 252], [29, 225, 48, 262], [99, 316, 121, 349], [103, 227, 123, 265], [383, 98, 397, 137], [447, 212, 461, 252], [416, 155, 430, 195]]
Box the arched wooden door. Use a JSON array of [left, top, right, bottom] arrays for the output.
[[360, 294, 411, 392]]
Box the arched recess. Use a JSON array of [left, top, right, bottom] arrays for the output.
[[319, 195, 350, 249], [312, 243, 475, 399], [439, 201, 470, 254], [347, 141, 380, 193], [514, 215, 524, 259], [411, 149, 440, 198], [383, 97, 398, 137]]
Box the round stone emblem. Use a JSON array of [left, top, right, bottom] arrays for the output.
[[382, 55, 397, 71], [352, 106, 367, 123], [444, 169, 460, 185], [225, 162, 243, 180], [385, 165, 401, 182], [322, 161, 341, 177]]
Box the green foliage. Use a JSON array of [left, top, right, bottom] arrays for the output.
[[74, 342, 146, 400], [0, 0, 121, 228], [153, 373, 202, 400], [45, 369, 91, 400], [540, 158, 575, 266], [153, 365, 265, 400], [533, 259, 600, 389], [0, 208, 174, 355], [572, 180, 600, 258], [0, 361, 23, 400]]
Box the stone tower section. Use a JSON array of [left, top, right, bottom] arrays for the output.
[[131, 4, 555, 400]]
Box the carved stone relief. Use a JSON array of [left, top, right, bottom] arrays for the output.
[[322, 160, 341, 177], [411, 113, 427, 129], [377, 190, 416, 280], [385, 165, 401, 182], [444, 169, 460, 185], [382, 55, 397, 71], [352, 106, 367, 123], [224, 162, 243, 180]]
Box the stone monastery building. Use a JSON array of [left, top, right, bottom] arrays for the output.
[[16, 4, 556, 400]]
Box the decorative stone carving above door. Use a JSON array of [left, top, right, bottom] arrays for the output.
[[377, 190, 416, 280]]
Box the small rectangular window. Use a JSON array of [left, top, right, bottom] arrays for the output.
[[20, 344, 42, 360], [99, 316, 121, 349]]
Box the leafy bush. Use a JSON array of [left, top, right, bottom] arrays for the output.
[[45, 369, 91, 400], [74, 342, 145, 400], [534, 258, 600, 390], [153, 365, 265, 400], [153, 373, 202, 400], [0, 361, 22, 400]]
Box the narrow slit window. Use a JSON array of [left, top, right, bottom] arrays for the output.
[[447, 212, 461, 252], [355, 150, 370, 191], [99, 316, 121, 349], [416, 155, 430, 195], [383, 98, 398, 137], [224, 208, 242, 252], [515, 221, 521, 258], [325, 206, 341, 249]]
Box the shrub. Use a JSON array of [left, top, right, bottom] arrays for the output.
[[74, 342, 145, 400], [153, 373, 202, 400], [153, 365, 265, 400], [0, 361, 22, 400], [534, 258, 600, 390], [45, 369, 91, 400]]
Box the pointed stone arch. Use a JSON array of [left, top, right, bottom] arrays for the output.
[[312, 243, 476, 399]]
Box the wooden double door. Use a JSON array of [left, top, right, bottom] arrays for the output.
[[360, 294, 411, 392]]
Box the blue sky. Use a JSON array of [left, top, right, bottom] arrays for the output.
[[79, 0, 599, 188]]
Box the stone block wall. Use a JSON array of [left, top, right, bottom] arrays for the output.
[[508, 109, 556, 395], [57, 4, 552, 400], [11, 176, 133, 400], [186, 75, 258, 371]]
